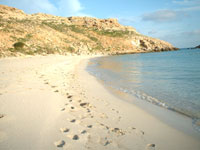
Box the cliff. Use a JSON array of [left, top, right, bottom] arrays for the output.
[[0, 5, 178, 57]]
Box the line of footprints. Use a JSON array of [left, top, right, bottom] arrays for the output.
[[54, 94, 94, 148]]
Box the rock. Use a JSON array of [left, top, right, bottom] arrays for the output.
[[194, 45, 200, 49]]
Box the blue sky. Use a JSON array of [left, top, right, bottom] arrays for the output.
[[0, 0, 200, 48]]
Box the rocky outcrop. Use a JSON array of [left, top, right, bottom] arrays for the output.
[[195, 45, 200, 49], [0, 5, 178, 57]]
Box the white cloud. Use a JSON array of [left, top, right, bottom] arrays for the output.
[[177, 6, 200, 11], [142, 9, 182, 23], [57, 0, 83, 16], [142, 4, 200, 23], [148, 29, 157, 35], [0, 0, 87, 16], [157, 29, 200, 48], [182, 29, 200, 35], [142, 0, 200, 23], [173, 0, 192, 5], [0, 0, 57, 14], [173, 0, 200, 5]]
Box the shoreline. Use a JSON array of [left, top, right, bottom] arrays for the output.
[[102, 83, 200, 137], [86, 50, 200, 131], [76, 57, 200, 150], [0, 55, 200, 150]]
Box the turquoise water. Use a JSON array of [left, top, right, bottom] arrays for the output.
[[87, 49, 200, 123]]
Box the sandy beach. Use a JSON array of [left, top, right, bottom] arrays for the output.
[[0, 55, 200, 150]]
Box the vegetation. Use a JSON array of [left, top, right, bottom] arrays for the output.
[[42, 22, 85, 34], [93, 42, 103, 51], [67, 46, 75, 53], [13, 42, 25, 50], [94, 30, 131, 37], [42, 21, 69, 33], [88, 36, 98, 42], [68, 25, 85, 34]]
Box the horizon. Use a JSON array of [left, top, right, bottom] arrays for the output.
[[0, 0, 200, 48]]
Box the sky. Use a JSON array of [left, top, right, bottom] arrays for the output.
[[0, 0, 200, 48]]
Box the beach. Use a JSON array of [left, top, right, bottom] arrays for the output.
[[0, 55, 200, 150]]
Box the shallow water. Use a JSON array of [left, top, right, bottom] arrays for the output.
[[87, 49, 200, 127]]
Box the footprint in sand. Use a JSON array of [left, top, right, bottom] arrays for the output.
[[67, 95, 73, 99], [87, 125, 93, 128], [54, 90, 59, 92], [132, 127, 136, 130], [60, 128, 70, 133], [54, 140, 65, 147], [39, 75, 44, 78], [81, 130, 87, 134], [104, 140, 111, 146], [61, 108, 65, 111], [112, 108, 119, 114], [111, 128, 125, 135], [80, 102, 89, 107], [100, 137, 112, 146], [72, 135, 79, 140], [87, 108, 91, 113], [146, 144, 156, 150], [70, 119, 76, 123], [140, 130, 145, 135], [0, 114, 4, 119], [100, 113, 108, 119]]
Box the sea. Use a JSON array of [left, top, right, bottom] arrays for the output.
[[86, 48, 200, 130]]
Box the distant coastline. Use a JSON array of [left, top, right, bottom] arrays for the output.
[[187, 44, 200, 49]]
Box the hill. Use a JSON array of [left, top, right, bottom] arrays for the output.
[[0, 5, 178, 57]]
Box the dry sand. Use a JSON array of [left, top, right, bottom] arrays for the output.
[[0, 55, 200, 150]]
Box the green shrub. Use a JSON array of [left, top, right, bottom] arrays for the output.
[[67, 46, 75, 52], [88, 36, 98, 42], [13, 42, 25, 50], [68, 25, 85, 34]]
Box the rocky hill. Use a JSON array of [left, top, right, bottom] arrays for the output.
[[194, 45, 200, 49], [0, 5, 178, 57]]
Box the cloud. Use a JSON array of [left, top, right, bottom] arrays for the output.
[[173, 0, 200, 5], [173, 0, 193, 5], [182, 29, 200, 36], [141, 5, 200, 23], [0, 0, 87, 16], [148, 30, 157, 35], [57, 0, 84, 16], [158, 29, 200, 48], [118, 17, 136, 24], [142, 9, 183, 23], [142, 0, 200, 23], [0, 0, 57, 14], [177, 6, 200, 11]]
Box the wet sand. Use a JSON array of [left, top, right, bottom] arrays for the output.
[[0, 55, 200, 150]]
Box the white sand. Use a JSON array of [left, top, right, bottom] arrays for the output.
[[0, 55, 200, 150]]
